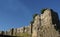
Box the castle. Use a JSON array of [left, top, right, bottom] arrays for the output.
[[0, 8, 60, 37]]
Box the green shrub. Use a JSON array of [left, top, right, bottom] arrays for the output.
[[30, 20, 34, 25], [41, 8, 47, 14], [33, 14, 38, 19], [30, 14, 38, 25]]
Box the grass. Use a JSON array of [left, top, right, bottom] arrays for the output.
[[16, 32, 31, 37]]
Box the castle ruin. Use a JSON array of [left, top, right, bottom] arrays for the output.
[[0, 8, 60, 37]]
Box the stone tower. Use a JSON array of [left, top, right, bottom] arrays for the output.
[[32, 15, 41, 37], [32, 9, 60, 37]]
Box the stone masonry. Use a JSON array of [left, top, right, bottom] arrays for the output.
[[1, 8, 60, 37], [32, 9, 60, 37]]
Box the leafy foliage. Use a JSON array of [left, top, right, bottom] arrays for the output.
[[41, 8, 47, 14], [30, 14, 38, 25], [33, 14, 38, 19], [30, 20, 34, 25]]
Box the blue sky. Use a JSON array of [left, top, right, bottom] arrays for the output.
[[0, 0, 60, 31]]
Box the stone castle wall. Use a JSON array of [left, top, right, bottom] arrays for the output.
[[1, 8, 60, 37], [32, 9, 60, 37]]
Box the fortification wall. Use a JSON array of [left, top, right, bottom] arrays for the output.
[[2, 8, 60, 37]]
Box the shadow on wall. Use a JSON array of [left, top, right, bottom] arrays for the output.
[[59, 20, 60, 34], [0, 34, 21, 37], [51, 9, 60, 34]]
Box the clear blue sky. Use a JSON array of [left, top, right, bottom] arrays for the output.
[[0, 0, 60, 31]]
